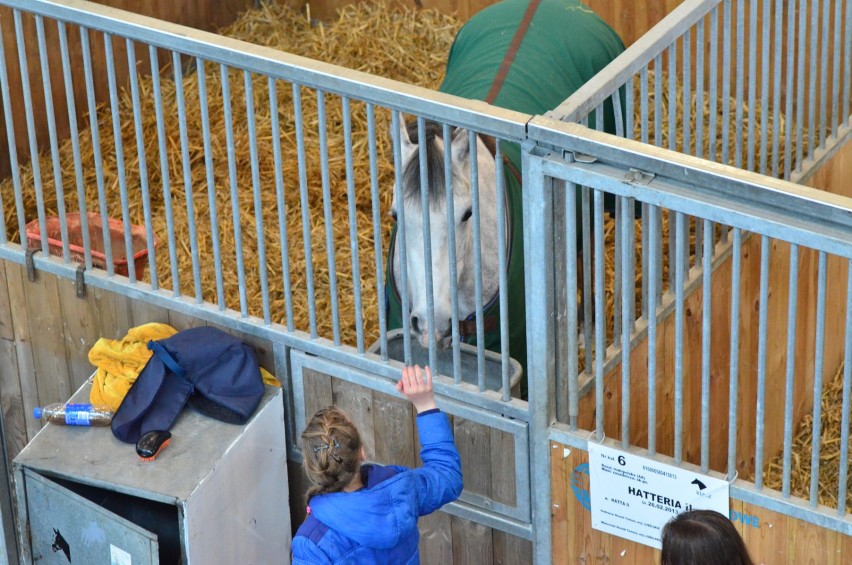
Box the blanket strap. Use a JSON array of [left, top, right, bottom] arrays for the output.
[[484, 0, 543, 105]]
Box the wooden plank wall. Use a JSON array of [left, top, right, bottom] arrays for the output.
[[551, 442, 852, 564], [296, 366, 533, 563], [0, 0, 262, 178]]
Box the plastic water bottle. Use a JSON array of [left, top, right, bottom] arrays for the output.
[[33, 403, 114, 426]]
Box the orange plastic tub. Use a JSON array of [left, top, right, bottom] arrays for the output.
[[26, 212, 157, 278]]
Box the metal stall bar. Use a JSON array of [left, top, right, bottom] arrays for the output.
[[727, 227, 743, 480], [760, 0, 771, 175], [754, 235, 771, 489], [58, 21, 91, 269], [782, 244, 799, 497], [293, 84, 318, 336], [468, 129, 485, 389], [149, 46, 179, 294], [391, 111, 412, 365], [495, 140, 511, 400], [172, 51, 201, 304], [318, 90, 341, 344], [245, 70, 271, 325], [565, 155, 579, 428], [809, 251, 828, 507], [342, 97, 365, 352], [35, 15, 70, 262], [771, 0, 782, 178], [270, 78, 295, 332], [442, 123, 462, 384]]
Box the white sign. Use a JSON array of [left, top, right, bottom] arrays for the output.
[[588, 443, 730, 549]]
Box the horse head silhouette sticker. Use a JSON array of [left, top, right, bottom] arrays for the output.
[[51, 528, 71, 562], [691, 478, 707, 491]]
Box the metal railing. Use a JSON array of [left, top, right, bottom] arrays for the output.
[[527, 119, 852, 545]]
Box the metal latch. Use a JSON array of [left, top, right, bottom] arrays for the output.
[[562, 150, 598, 163], [25, 248, 37, 282], [75, 264, 86, 298], [624, 168, 655, 186]]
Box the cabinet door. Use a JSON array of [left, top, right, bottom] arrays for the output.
[[23, 469, 159, 565]]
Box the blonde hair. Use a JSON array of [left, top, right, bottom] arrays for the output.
[[301, 406, 363, 500]]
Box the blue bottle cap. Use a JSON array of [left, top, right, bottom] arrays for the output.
[[33, 407, 42, 419]]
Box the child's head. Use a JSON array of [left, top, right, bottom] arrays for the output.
[[301, 406, 363, 499], [661, 510, 753, 565]]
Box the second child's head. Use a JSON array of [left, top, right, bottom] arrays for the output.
[[301, 406, 363, 499], [661, 510, 753, 565]]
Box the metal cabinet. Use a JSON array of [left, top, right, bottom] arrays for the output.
[[13, 383, 289, 565]]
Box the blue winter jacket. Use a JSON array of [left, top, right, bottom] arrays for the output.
[[291, 410, 463, 564]]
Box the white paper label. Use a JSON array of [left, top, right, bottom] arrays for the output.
[[110, 545, 132, 565], [589, 443, 729, 549]]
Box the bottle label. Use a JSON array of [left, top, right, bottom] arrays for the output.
[[65, 404, 92, 426]]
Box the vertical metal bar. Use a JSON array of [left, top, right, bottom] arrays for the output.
[[735, 0, 746, 169], [654, 53, 663, 148], [318, 90, 341, 344], [674, 212, 685, 464], [0, 19, 22, 244], [700, 219, 713, 474], [595, 102, 604, 132], [621, 196, 634, 449], [126, 39, 157, 287], [342, 97, 364, 351], [581, 186, 593, 375], [784, 0, 796, 180], [721, 0, 732, 164], [683, 29, 691, 155], [647, 205, 659, 455], [14, 10, 48, 254], [771, 0, 783, 177], [104, 33, 137, 283], [522, 150, 555, 565], [368, 103, 388, 356], [782, 244, 799, 497], [796, 0, 807, 171], [149, 46, 178, 294], [754, 235, 771, 489], [197, 59, 225, 308], [80, 27, 114, 277], [442, 123, 461, 383], [831, 0, 842, 138], [668, 212, 676, 296], [269, 78, 295, 333], [244, 70, 271, 325], [625, 75, 634, 141], [727, 228, 743, 480], [844, 0, 851, 125], [467, 129, 484, 389], [818, 0, 830, 148], [759, 0, 771, 175], [614, 198, 622, 349], [36, 16, 70, 262], [696, 19, 705, 159], [58, 22, 90, 267], [709, 6, 720, 161], [748, 0, 758, 171], [391, 111, 411, 364], [417, 117, 438, 373], [807, 0, 819, 161], [174, 53, 202, 299], [220, 64, 248, 316], [641, 201, 649, 319], [837, 261, 852, 516], [640, 66, 649, 144], [668, 43, 677, 152], [495, 140, 510, 400], [809, 252, 827, 507], [565, 155, 579, 427], [594, 189, 605, 441]]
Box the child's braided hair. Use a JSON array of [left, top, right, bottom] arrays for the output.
[[301, 406, 363, 499]]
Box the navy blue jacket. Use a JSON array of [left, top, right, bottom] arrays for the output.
[[292, 410, 463, 564]]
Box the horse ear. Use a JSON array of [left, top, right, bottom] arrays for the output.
[[450, 127, 470, 162], [397, 118, 417, 164]]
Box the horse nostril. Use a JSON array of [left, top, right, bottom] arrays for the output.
[[410, 315, 420, 333]]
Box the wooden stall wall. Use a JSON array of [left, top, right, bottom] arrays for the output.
[[0, 0, 265, 179], [551, 442, 852, 564]]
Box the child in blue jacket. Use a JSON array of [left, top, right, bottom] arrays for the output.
[[292, 365, 463, 564]]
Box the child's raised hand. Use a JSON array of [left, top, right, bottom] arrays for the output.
[[396, 365, 438, 414]]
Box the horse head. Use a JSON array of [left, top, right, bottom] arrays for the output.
[[390, 118, 500, 349]]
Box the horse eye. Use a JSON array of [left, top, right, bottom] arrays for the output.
[[461, 208, 472, 223], [390, 209, 397, 221]]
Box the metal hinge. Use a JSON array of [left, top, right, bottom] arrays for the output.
[[624, 168, 655, 186], [75, 264, 86, 298], [25, 248, 37, 282]]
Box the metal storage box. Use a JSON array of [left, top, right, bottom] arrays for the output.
[[12, 382, 289, 565]]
